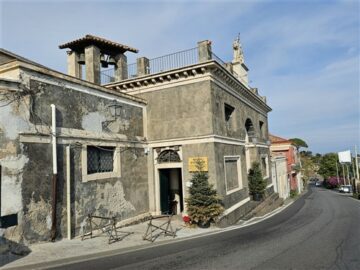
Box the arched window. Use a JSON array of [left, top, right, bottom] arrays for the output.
[[157, 150, 181, 163], [245, 118, 256, 138]]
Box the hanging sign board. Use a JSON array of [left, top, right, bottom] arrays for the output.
[[188, 157, 208, 172]]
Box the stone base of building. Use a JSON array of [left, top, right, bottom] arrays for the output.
[[216, 185, 277, 227]]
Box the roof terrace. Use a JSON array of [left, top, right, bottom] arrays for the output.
[[100, 40, 238, 85]]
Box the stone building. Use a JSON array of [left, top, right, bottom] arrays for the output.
[[103, 36, 273, 226], [271, 156, 289, 199], [0, 41, 149, 243], [269, 134, 303, 195], [0, 34, 273, 244]]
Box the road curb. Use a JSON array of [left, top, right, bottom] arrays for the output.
[[1, 191, 311, 270]]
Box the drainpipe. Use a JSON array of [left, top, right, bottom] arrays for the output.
[[51, 104, 58, 241]]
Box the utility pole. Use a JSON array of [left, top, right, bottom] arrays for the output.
[[342, 164, 346, 185], [335, 161, 340, 185], [355, 145, 359, 193]]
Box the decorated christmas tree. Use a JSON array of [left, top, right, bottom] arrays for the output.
[[186, 159, 224, 227]]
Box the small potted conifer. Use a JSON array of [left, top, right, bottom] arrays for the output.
[[186, 160, 224, 228], [248, 162, 267, 201]]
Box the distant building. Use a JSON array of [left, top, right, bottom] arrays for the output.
[[271, 155, 289, 199], [269, 134, 303, 195], [0, 34, 273, 244]]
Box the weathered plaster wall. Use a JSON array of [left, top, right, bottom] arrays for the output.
[[210, 81, 272, 188], [213, 143, 249, 209], [137, 81, 213, 141], [0, 154, 29, 216], [30, 80, 144, 138], [181, 142, 252, 226], [181, 142, 217, 189], [1, 75, 148, 244], [181, 142, 248, 209], [69, 145, 148, 237], [210, 81, 269, 143], [20, 143, 53, 242], [0, 96, 32, 241], [17, 142, 148, 242]]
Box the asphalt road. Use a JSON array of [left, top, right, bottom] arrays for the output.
[[49, 187, 360, 270]]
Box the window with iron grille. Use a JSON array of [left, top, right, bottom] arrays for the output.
[[87, 146, 115, 174]]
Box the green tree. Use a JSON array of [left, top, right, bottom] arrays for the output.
[[248, 162, 267, 197], [289, 138, 308, 151], [186, 160, 224, 227], [318, 153, 339, 180], [300, 151, 318, 183]]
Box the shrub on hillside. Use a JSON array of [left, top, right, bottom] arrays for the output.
[[290, 189, 298, 198], [325, 176, 345, 189]]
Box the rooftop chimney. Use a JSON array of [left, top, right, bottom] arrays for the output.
[[59, 34, 138, 84]]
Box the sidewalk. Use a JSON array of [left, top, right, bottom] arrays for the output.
[[0, 196, 297, 270], [0, 216, 220, 269]]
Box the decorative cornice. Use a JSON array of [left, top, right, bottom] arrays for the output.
[[208, 63, 272, 113], [106, 62, 211, 93], [0, 60, 147, 105], [105, 60, 271, 114]]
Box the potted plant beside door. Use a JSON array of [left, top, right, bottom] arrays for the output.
[[248, 162, 266, 201]]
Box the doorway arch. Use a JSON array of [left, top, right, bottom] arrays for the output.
[[155, 149, 184, 215]]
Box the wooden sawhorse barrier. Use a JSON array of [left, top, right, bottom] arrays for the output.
[[142, 214, 177, 242]]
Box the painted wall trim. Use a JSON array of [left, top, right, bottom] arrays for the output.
[[118, 75, 211, 95], [24, 70, 146, 108], [19, 134, 147, 148], [149, 134, 247, 148]]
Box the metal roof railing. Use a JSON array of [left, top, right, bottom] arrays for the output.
[[100, 46, 234, 84]]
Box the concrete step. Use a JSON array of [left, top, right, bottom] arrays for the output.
[[254, 197, 284, 217]]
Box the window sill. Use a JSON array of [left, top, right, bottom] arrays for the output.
[[82, 171, 121, 182], [226, 186, 242, 195]]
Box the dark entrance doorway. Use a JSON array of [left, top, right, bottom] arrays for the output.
[[159, 168, 183, 215]]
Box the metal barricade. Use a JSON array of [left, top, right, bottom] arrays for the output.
[[142, 214, 176, 242], [81, 214, 133, 244]]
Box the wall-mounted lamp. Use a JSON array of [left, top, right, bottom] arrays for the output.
[[108, 100, 122, 120]]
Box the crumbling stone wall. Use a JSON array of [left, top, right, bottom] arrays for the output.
[[29, 80, 144, 138], [1, 76, 148, 244], [0, 91, 32, 244]]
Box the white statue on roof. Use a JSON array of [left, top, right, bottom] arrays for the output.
[[233, 33, 244, 64]]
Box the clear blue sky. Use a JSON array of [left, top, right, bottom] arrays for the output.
[[1, 0, 359, 154]]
